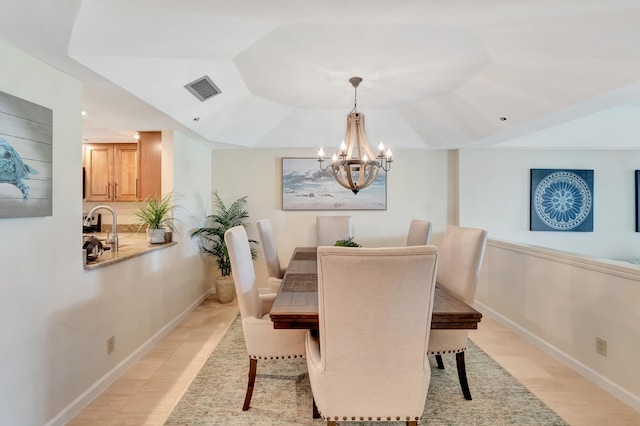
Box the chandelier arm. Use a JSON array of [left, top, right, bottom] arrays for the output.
[[318, 158, 332, 172]]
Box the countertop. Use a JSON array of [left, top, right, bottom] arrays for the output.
[[83, 232, 177, 270]]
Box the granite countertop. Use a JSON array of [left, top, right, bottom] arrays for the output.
[[83, 232, 177, 270]]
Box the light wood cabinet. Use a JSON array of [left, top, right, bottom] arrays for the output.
[[83, 134, 162, 202], [84, 143, 138, 202], [137, 131, 162, 199]]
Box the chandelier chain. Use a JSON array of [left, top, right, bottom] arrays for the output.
[[350, 85, 358, 113]]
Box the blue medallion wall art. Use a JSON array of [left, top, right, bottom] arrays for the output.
[[530, 169, 594, 232]]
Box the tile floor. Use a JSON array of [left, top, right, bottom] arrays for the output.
[[67, 296, 640, 425]]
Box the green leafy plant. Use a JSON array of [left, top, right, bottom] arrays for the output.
[[133, 193, 178, 232], [335, 236, 361, 247], [190, 191, 258, 277]]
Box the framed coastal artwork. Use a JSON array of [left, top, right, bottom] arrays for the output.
[[0, 90, 53, 218], [282, 157, 386, 210], [530, 168, 593, 232]]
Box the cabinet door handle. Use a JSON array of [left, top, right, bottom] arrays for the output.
[[114, 182, 118, 201], [107, 183, 111, 199]]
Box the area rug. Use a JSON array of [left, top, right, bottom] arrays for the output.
[[165, 317, 568, 425]]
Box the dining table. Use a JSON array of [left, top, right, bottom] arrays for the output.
[[270, 247, 483, 330]]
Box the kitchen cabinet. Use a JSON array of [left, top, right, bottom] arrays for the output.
[[83, 143, 138, 202], [83, 133, 162, 202], [137, 131, 162, 199]]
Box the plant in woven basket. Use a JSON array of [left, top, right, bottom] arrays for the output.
[[190, 191, 258, 277]]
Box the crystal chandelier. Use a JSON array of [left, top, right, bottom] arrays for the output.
[[318, 77, 392, 195]]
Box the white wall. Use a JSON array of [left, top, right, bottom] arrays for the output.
[[477, 240, 640, 410], [0, 39, 210, 426], [459, 148, 640, 260], [458, 147, 640, 410], [212, 148, 449, 285]]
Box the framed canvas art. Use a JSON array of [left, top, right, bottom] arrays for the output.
[[0, 91, 53, 218], [282, 157, 386, 210], [530, 168, 593, 232]]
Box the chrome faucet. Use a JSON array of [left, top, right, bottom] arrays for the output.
[[84, 205, 119, 252]]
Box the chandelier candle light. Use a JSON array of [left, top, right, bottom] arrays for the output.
[[318, 77, 392, 194]]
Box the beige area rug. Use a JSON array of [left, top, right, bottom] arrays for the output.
[[165, 317, 568, 425]]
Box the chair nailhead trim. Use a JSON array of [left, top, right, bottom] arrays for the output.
[[317, 413, 419, 420], [429, 347, 466, 355], [249, 354, 304, 360]]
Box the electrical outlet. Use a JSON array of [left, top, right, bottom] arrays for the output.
[[106, 336, 115, 354], [596, 337, 607, 356]]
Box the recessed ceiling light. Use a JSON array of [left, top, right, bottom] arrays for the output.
[[81, 111, 87, 116]]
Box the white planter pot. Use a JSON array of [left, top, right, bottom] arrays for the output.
[[146, 228, 166, 244]]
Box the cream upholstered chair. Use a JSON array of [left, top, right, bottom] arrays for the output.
[[428, 225, 487, 400], [256, 219, 285, 292], [406, 219, 432, 246], [224, 226, 307, 411], [307, 246, 438, 426], [316, 215, 352, 246]]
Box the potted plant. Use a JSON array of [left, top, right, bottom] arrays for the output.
[[133, 193, 178, 243], [191, 191, 258, 303], [335, 236, 361, 247]]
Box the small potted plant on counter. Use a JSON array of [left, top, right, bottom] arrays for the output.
[[191, 191, 258, 303], [133, 192, 178, 243]]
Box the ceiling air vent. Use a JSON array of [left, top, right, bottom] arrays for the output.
[[184, 75, 221, 102]]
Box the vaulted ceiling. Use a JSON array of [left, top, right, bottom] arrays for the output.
[[2, 0, 640, 149]]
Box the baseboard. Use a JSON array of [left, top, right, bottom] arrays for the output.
[[476, 301, 640, 412], [45, 289, 212, 426]]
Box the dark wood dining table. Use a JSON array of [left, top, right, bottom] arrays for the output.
[[270, 247, 482, 330]]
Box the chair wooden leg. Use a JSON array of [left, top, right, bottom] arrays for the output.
[[242, 358, 258, 411], [456, 351, 472, 400], [407, 421, 418, 426], [435, 354, 445, 369], [312, 397, 321, 418], [327, 421, 336, 426]]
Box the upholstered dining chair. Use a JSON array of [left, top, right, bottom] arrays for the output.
[[316, 215, 352, 246], [427, 225, 488, 400], [256, 219, 285, 292], [406, 219, 432, 246], [224, 226, 307, 411], [307, 246, 439, 426]]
